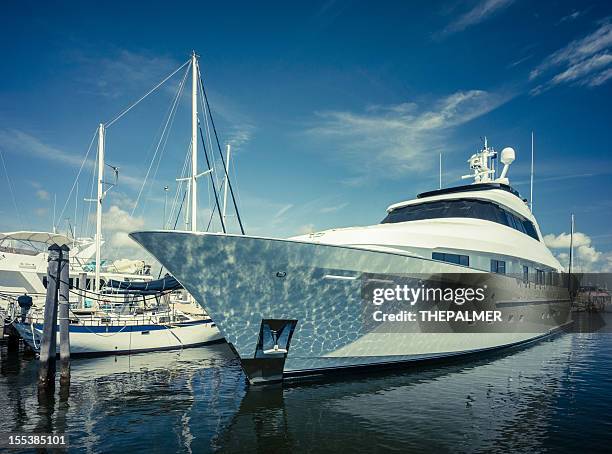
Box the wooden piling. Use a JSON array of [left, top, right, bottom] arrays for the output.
[[38, 243, 61, 388], [59, 244, 71, 383]]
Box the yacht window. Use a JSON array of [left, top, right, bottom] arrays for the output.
[[382, 198, 539, 241], [432, 252, 469, 266], [491, 259, 506, 274], [523, 265, 529, 283], [536, 269, 545, 285]]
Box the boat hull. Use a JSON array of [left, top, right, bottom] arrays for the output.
[[13, 319, 223, 356], [130, 231, 571, 383]]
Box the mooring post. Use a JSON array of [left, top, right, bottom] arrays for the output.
[[38, 244, 61, 388], [59, 244, 71, 383]]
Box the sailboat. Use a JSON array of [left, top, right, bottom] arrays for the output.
[[8, 52, 229, 355]]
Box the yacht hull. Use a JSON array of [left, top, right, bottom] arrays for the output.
[[130, 231, 571, 383]]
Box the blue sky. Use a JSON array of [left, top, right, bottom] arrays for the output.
[[1, 0, 611, 271]]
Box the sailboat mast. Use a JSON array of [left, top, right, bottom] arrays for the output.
[[222, 144, 231, 226], [94, 122, 105, 293], [191, 51, 198, 233]]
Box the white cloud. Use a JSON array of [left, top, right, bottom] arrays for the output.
[[227, 124, 256, 149], [78, 50, 183, 99], [587, 67, 612, 86], [295, 223, 316, 235], [544, 231, 592, 249], [274, 204, 294, 219], [104, 205, 146, 233], [36, 189, 50, 200], [320, 202, 348, 213], [90, 205, 148, 257], [0, 129, 150, 193], [545, 231, 609, 272], [0, 129, 93, 168], [530, 21, 612, 93], [551, 52, 612, 85], [437, 0, 515, 38], [306, 89, 513, 182], [108, 191, 137, 211], [558, 9, 586, 24]]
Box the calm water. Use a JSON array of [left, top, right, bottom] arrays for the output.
[[1, 313, 611, 453]]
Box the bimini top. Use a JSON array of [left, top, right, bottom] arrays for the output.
[[417, 183, 525, 201], [0, 231, 73, 246]]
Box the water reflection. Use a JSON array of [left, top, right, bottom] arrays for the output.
[[1, 313, 611, 453], [219, 335, 576, 453]]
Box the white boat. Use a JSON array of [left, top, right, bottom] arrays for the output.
[[130, 138, 572, 384], [0, 230, 151, 308], [12, 306, 221, 356], [2, 52, 228, 354], [0, 231, 223, 354]]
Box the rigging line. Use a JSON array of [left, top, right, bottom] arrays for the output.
[[0, 148, 23, 227], [167, 149, 187, 225], [197, 67, 245, 235], [168, 141, 191, 225], [198, 126, 226, 233], [197, 93, 217, 231], [142, 69, 187, 216], [135, 64, 189, 217], [131, 63, 190, 217], [57, 128, 98, 226], [173, 189, 187, 230], [205, 202, 215, 231], [157, 187, 187, 278], [105, 59, 190, 128], [198, 82, 222, 194], [199, 87, 218, 187]]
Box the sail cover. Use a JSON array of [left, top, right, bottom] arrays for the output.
[[106, 275, 182, 293]]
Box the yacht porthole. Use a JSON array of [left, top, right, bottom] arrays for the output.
[[508, 314, 514, 322]]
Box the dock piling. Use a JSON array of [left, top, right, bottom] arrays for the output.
[[59, 244, 71, 383], [38, 244, 61, 389]]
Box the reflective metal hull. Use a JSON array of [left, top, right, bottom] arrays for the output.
[[130, 231, 571, 382]]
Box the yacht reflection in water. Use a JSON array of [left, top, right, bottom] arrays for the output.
[[218, 334, 576, 453], [1, 316, 609, 452]]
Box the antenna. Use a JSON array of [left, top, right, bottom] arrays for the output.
[[568, 213, 575, 293], [439, 152, 442, 189], [223, 144, 232, 226], [163, 185, 169, 229], [52, 193, 57, 234], [569, 213, 575, 274], [530, 131, 534, 212]]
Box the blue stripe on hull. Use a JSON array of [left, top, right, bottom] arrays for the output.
[[33, 319, 213, 333]]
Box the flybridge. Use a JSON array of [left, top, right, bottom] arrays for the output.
[[417, 182, 524, 201]]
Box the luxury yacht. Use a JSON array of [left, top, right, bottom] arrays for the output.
[[130, 139, 572, 384]]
